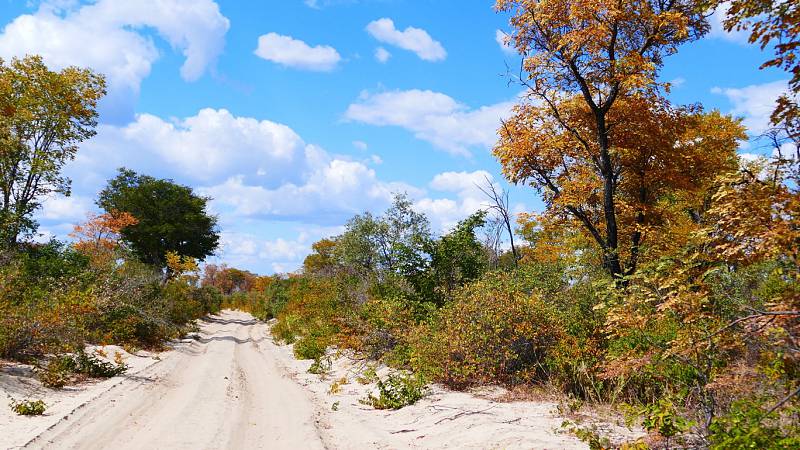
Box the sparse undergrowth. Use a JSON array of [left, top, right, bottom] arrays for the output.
[[360, 373, 427, 410], [10, 399, 47, 416], [37, 350, 128, 388]]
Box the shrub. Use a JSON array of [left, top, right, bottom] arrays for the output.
[[1, 245, 223, 361], [708, 398, 800, 450], [294, 334, 329, 360], [308, 355, 332, 375], [410, 272, 563, 388], [360, 373, 427, 410], [10, 399, 47, 416], [38, 354, 78, 388], [271, 277, 340, 353], [637, 398, 695, 445], [74, 351, 128, 378], [357, 294, 417, 361]]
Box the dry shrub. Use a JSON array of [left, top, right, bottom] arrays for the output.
[[410, 272, 563, 389]]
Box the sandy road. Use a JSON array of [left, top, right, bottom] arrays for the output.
[[25, 310, 327, 450]]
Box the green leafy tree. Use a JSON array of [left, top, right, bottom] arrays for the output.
[[97, 168, 219, 267], [426, 211, 489, 304], [0, 55, 105, 246], [334, 194, 431, 279]]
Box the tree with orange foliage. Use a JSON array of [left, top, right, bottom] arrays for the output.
[[70, 211, 137, 263], [201, 263, 257, 294], [302, 238, 338, 275], [496, 94, 744, 278], [165, 251, 199, 283], [493, 0, 726, 279]]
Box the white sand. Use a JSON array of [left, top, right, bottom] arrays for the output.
[[0, 310, 641, 449]]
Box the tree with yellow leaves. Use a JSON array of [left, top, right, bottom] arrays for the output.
[[493, 0, 735, 280], [0, 55, 105, 247], [165, 251, 200, 284]]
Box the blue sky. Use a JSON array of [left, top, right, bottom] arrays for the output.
[[0, 0, 789, 274]]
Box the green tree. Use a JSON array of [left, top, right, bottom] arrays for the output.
[[426, 211, 488, 304], [97, 168, 219, 267], [334, 194, 431, 278], [0, 55, 105, 246]]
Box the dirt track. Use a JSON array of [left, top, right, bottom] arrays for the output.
[[8, 310, 641, 450], [25, 310, 327, 450]]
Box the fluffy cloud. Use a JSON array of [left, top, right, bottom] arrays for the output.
[[366, 18, 446, 61], [430, 170, 494, 195], [416, 170, 496, 231], [39, 194, 94, 222], [78, 108, 309, 184], [68, 106, 417, 224], [199, 156, 419, 223], [374, 47, 391, 63], [708, 2, 750, 44], [254, 33, 341, 71], [0, 0, 229, 122], [345, 89, 514, 156], [712, 80, 789, 134]]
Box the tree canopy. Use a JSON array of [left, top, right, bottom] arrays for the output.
[[97, 168, 219, 267], [493, 0, 743, 279], [0, 55, 105, 246]]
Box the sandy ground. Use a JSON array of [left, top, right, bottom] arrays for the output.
[[1, 310, 641, 449]]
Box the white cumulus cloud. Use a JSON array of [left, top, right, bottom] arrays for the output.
[[0, 0, 230, 122], [366, 18, 446, 61], [79, 108, 308, 184], [712, 80, 789, 135], [254, 33, 341, 71], [708, 2, 750, 44], [416, 170, 497, 232], [345, 89, 514, 157], [39, 194, 94, 222], [199, 156, 420, 223]]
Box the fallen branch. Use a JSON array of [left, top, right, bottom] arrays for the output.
[[434, 406, 496, 425], [500, 417, 522, 424]]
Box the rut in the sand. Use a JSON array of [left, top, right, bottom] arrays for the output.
[[27, 310, 326, 450]]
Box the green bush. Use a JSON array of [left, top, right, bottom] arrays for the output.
[[74, 351, 128, 378], [308, 355, 332, 375], [2, 244, 223, 360], [294, 334, 329, 360], [709, 399, 800, 450], [360, 373, 427, 410], [38, 354, 78, 388], [10, 399, 47, 416], [410, 272, 563, 388]]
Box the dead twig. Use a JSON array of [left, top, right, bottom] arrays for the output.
[[434, 406, 496, 425]]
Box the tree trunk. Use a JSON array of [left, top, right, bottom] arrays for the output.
[[596, 115, 623, 280]]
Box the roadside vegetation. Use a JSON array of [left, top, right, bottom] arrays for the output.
[[0, 57, 223, 387], [213, 1, 800, 448], [1, 0, 798, 447]]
